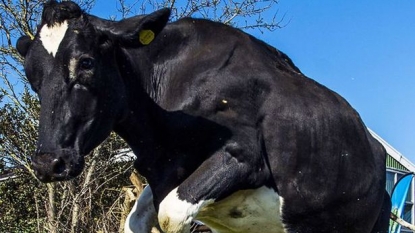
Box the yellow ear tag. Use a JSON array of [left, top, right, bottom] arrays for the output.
[[139, 30, 155, 45]]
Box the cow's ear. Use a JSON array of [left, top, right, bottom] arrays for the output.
[[136, 8, 171, 46], [16, 36, 33, 57], [112, 8, 171, 47]]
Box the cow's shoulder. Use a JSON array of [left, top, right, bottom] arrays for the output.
[[152, 20, 281, 109]]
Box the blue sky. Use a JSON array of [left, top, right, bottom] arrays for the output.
[[91, 0, 414, 162], [260, 1, 415, 162]]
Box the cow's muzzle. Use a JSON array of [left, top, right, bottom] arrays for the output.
[[31, 149, 85, 182]]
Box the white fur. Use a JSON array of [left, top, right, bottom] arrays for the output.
[[127, 186, 285, 233], [158, 187, 214, 233], [196, 186, 285, 233], [156, 186, 285, 233], [124, 186, 159, 233], [39, 21, 68, 57]]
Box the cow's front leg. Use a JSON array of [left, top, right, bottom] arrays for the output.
[[158, 145, 268, 233], [125, 185, 161, 233], [158, 186, 214, 233]]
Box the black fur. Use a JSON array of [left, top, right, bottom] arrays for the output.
[[17, 1, 390, 232]]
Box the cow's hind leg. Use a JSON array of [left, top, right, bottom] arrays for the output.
[[371, 190, 391, 233]]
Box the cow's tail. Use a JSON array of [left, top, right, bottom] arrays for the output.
[[371, 190, 391, 233]]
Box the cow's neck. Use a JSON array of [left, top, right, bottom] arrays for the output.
[[113, 66, 177, 194], [112, 49, 166, 159], [114, 24, 184, 152], [113, 27, 206, 193]]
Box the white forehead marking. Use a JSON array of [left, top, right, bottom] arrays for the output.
[[39, 21, 69, 57]]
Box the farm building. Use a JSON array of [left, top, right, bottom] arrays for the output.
[[369, 129, 415, 232]]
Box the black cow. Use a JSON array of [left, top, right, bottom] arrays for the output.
[[16, 1, 390, 232]]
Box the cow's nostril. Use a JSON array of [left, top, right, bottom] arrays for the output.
[[51, 158, 66, 175]]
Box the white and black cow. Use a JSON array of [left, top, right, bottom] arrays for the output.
[[16, 1, 390, 232]]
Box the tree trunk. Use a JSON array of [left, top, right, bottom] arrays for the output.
[[71, 147, 100, 233], [46, 183, 57, 233]]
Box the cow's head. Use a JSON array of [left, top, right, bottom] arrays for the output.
[[16, 0, 170, 182]]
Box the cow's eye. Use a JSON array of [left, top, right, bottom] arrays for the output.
[[79, 57, 94, 70]]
